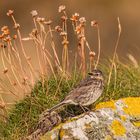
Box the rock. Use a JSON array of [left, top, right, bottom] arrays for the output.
[[41, 97, 140, 140], [24, 111, 61, 140]]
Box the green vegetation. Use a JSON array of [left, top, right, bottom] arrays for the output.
[[0, 73, 81, 139], [0, 62, 140, 139]]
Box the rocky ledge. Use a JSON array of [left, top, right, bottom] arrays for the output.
[[40, 97, 140, 140]]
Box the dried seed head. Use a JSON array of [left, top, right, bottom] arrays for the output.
[[61, 15, 67, 21], [27, 56, 31, 60], [22, 76, 28, 85], [7, 10, 14, 16], [70, 13, 79, 21], [13, 35, 17, 39], [3, 31, 10, 36], [62, 40, 69, 45], [0, 102, 5, 109], [1, 26, 10, 36], [75, 25, 82, 34], [89, 51, 96, 57], [79, 17, 86, 24], [44, 20, 52, 25], [1, 26, 8, 32], [0, 43, 4, 48], [22, 81, 25, 85], [0, 34, 4, 39], [14, 23, 20, 29], [3, 36, 11, 42], [24, 76, 28, 80], [31, 28, 38, 37], [23, 76, 28, 81], [3, 30, 10, 36], [91, 20, 98, 27], [0, 43, 7, 48], [60, 31, 67, 36], [36, 17, 45, 23], [3, 68, 8, 74], [74, 13, 80, 17], [55, 26, 62, 32], [13, 82, 17, 86], [78, 34, 85, 40], [30, 10, 38, 17], [58, 5, 66, 13]]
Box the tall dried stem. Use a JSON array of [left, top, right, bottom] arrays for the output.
[[95, 24, 101, 69], [61, 12, 69, 75], [7, 42, 26, 90], [12, 39, 27, 79], [89, 51, 96, 72], [80, 31, 86, 78], [48, 25, 61, 70], [9, 13, 36, 86], [107, 17, 122, 88], [1, 50, 19, 94], [31, 11, 45, 77]]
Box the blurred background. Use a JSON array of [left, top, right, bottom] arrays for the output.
[[1, 0, 140, 60]]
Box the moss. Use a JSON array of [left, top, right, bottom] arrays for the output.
[[123, 97, 140, 116], [110, 120, 126, 136]]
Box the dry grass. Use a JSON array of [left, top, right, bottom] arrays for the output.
[[0, 5, 99, 118]]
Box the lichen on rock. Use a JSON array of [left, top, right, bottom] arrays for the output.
[[110, 119, 126, 136], [41, 97, 140, 140]]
